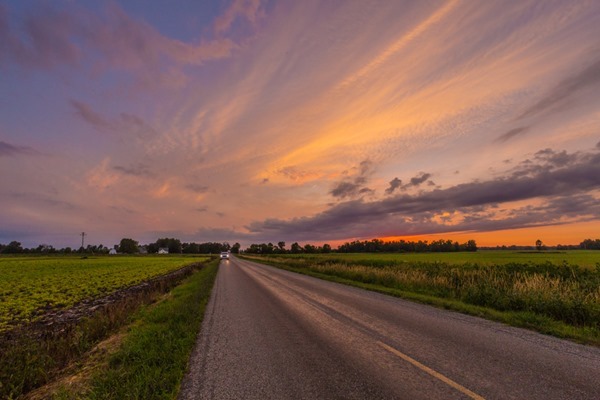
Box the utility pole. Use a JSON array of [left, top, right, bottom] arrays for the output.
[[81, 232, 86, 250]]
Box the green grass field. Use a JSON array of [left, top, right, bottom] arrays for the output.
[[0, 255, 209, 331], [262, 250, 600, 268]]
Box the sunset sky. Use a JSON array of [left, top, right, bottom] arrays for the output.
[[1, 0, 599, 249]]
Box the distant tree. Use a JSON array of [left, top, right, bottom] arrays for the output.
[[155, 238, 182, 254], [290, 242, 302, 254], [580, 238, 600, 250], [465, 240, 478, 252], [259, 243, 275, 254], [231, 243, 241, 254], [182, 242, 200, 254], [118, 238, 139, 254], [303, 244, 317, 253], [147, 242, 159, 253], [322, 243, 332, 253], [248, 244, 260, 253], [535, 239, 544, 251], [2, 241, 23, 254], [277, 241, 286, 251], [35, 244, 55, 253]]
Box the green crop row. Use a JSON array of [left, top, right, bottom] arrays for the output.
[[0, 255, 209, 331], [258, 250, 600, 269]]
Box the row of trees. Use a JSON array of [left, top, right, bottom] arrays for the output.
[[338, 239, 478, 253], [0, 239, 239, 255], [2, 238, 600, 255], [0, 241, 90, 254], [580, 238, 600, 250], [116, 238, 240, 254], [243, 241, 333, 254], [243, 239, 477, 254]]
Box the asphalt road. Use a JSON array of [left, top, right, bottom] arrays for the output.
[[179, 256, 600, 400]]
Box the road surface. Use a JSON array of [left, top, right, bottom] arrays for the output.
[[179, 256, 600, 399]]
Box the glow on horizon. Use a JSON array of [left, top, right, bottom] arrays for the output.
[[0, 0, 599, 248]]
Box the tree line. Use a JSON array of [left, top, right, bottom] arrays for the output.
[[0, 238, 240, 255], [243, 238, 478, 254], [110, 238, 242, 255], [2, 237, 600, 255]]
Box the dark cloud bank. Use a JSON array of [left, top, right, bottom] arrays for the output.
[[240, 145, 600, 242]]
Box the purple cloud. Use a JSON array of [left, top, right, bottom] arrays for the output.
[[70, 100, 112, 130], [112, 163, 154, 178], [496, 126, 529, 143], [330, 159, 375, 199], [385, 177, 402, 195], [0, 3, 239, 86], [409, 172, 431, 187], [518, 57, 600, 119], [0, 141, 40, 157], [185, 184, 210, 194], [70, 99, 157, 139]]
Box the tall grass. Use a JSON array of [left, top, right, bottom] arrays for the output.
[[245, 255, 600, 337], [308, 262, 600, 328]]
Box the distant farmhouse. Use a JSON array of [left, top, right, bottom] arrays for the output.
[[158, 247, 169, 254], [108, 248, 117, 255]]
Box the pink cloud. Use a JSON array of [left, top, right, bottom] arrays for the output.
[[70, 99, 158, 140], [0, 140, 41, 157], [70, 100, 112, 130], [0, 3, 238, 82], [85, 4, 237, 70], [214, 0, 262, 35]]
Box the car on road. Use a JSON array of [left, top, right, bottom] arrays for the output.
[[220, 252, 230, 260]]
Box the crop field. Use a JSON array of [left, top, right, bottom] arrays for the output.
[[244, 251, 600, 342], [257, 250, 600, 268], [0, 255, 209, 332]]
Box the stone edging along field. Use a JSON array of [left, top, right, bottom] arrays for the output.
[[5, 261, 201, 340], [0, 258, 210, 400], [0, 256, 209, 331]]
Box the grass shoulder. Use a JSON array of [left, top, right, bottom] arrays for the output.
[[50, 258, 219, 399]]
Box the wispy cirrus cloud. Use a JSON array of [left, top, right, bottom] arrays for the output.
[[70, 100, 112, 130], [496, 126, 530, 143], [337, 0, 459, 89], [214, 0, 262, 35], [185, 184, 210, 194], [0, 2, 249, 87], [0, 141, 41, 157], [70, 99, 157, 139], [518, 57, 600, 120], [2, 1, 600, 248], [112, 163, 154, 178]]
